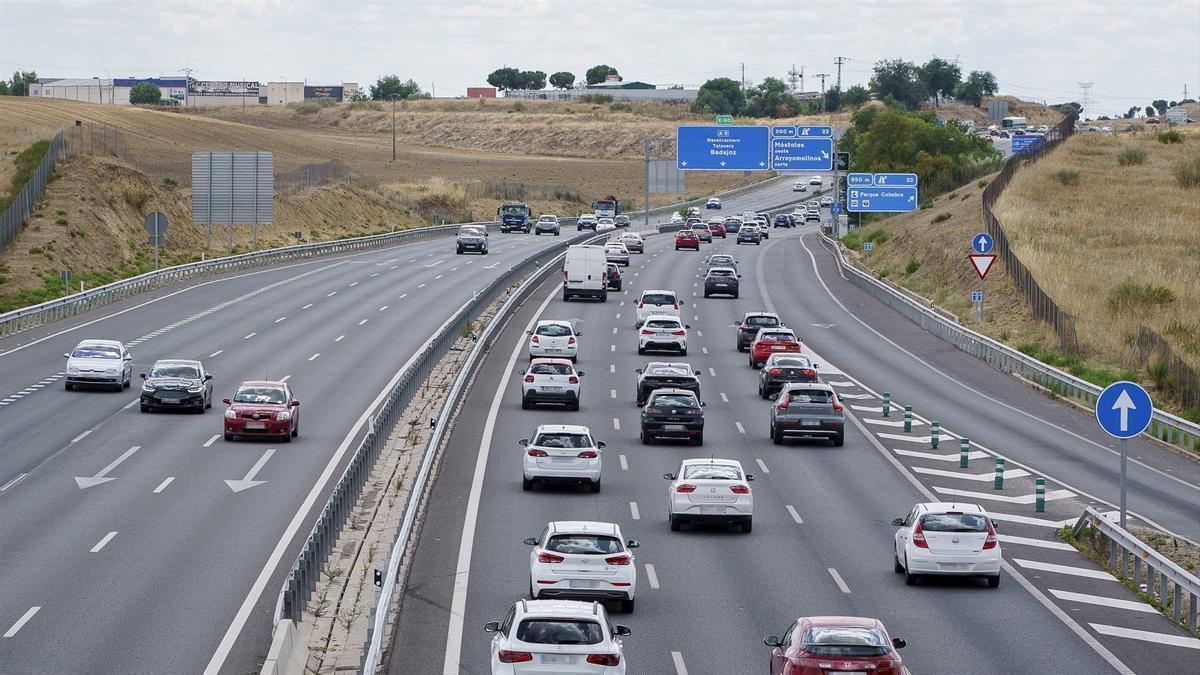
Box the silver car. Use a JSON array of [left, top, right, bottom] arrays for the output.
[[455, 225, 488, 255], [65, 339, 133, 391], [535, 215, 560, 236]]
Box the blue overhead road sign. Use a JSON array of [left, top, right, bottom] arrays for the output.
[[770, 125, 833, 171], [1095, 381, 1153, 439], [1012, 133, 1044, 154], [873, 173, 917, 186], [972, 232, 994, 254], [847, 173, 873, 187], [677, 126, 770, 171]]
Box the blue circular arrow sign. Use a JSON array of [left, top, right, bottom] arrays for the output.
[[972, 232, 994, 254], [1095, 381, 1153, 439]]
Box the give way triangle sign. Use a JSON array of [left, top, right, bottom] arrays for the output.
[[968, 254, 996, 280]]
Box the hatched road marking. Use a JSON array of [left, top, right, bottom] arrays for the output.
[[1089, 624, 1200, 650], [1014, 559, 1118, 581], [1049, 590, 1157, 614]]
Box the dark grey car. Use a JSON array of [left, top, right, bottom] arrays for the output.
[[635, 362, 700, 406], [703, 267, 740, 298], [736, 227, 761, 245], [769, 383, 845, 446], [455, 226, 489, 254], [140, 359, 213, 413], [641, 389, 705, 445]]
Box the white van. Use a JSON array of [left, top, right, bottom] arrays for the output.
[[562, 245, 608, 302]]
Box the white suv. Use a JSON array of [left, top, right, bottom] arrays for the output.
[[484, 599, 631, 674], [664, 458, 754, 533], [524, 521, 639, 611], [520, 424, 604, 492], [528, 320, 579, 361], [635, 289, 681, 327], [520, 358, 584, 410], [892, 502, 1001, 588], [638, 315, 689, 355]]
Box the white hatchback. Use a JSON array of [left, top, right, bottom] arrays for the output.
[[603, 242, 630, 266], [664, 458, 754, 533], [525, 521, 638, 612], [634, 289, 681, 327], [528, 320, 580, 361], [892, 502, 1002, 588], [638, 315, 689, 355], [520, 424, 604, 492], [520, 358, 584, 410], [485, 599, 630, 674]]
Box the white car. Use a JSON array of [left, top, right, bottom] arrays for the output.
[[528, 320, 579, 361], [893, 502, 1001, 588], [524, 521, 638, 611], [791, 182, 807, 192], [485, 599, 630, 674], [638, 315, 689, 355], [64, 339, 133, 391], [809, 175, 823, 186], [634, 289, 681, 327], [603, 242, 630, 266], [520, 358, 584, 410], [520, 424, 604, 492], [670, 212, 684, 224], [597, 218, 616, 232], [664, 458, 754, 533], [617, 232, 643, 253], [756, 219, 770, 239]]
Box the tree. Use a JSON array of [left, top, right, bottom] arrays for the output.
[[1050, 101, 1082, 118], [869, 59, 926, 110], [370, 75, 424, 100], [840, 84, 869, 107], [8, 70, 38, 97], [1145, 106, 1156, 118], [953, 70, 998, 107], [129, 82, 161, 104], [690, 77, 744, 115], [0, 80, 9, 95], [1124, 106, 1139, 119], [744, 77, 798, 118], [918, 57, 962, 106], [521, 70, 547, 91], [823, 85, 841, 112], [1169, 100, 1178, 107], [486, 67, 520, 91], [549, 71, 575, 89], [585, 65, 620, 85], [1152, 99, 1169, 116]]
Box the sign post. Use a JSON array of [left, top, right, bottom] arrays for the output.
[[969, 233, 995, 322], [144, 211, 169, 270], [1095, 381, 1153, 528]]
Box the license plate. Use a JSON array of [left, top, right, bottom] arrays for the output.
[[545, 348, 561, 353], [244, 422, 266, 430], [700, 505, 725, 514], [162, 398, 182, 403], [940, 562, 969, 570], [568, 579, 596, 589], [539, 654, 577, 665], [542, 386, 562, 391], [665, 424, 687, 431], [802, 420, 820, 426], [771, 345, 785, 350]]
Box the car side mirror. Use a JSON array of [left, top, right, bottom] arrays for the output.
[[518, 438, 529, 446], [700, 402, 707, 407], [64, 353, 70, 358], [991, 520, 999, 531], [139, 373, 147, 379], [635, 368, 642, 374], [575, 331, 582, 336], [526, 331, 533, 335], [484, 621, 500, 633], [892, 637, 907, 650], [517, 369, 526, 376], [684, 325, 691, 330], [626, 539, 640, 548], [891, 517, 905, 526], [577, 371, 585, 377], [222, 398, 232, 405], [597, 441, 607, 449], [737, 275, 742, 278], [747, 474, 755, 481], [204, 374, 213, 381], [679, 301, 685, 306], [763, 635, 782, 647], [813, 364, 820, 369], [615, 625, 632, 637], [663, 473, 675, 480], [522, 537, 538, 546], [124, 354, 133, 360], [290, 400, 300, 407]]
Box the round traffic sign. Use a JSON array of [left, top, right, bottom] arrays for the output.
[[972, 232, 994, 255], [1095, 381, 1153, 439]]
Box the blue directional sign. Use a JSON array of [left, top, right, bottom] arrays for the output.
[[677, 126, 770, 171], [863, 241, 873, 252], [845, 173, 920, 213], [972, 232, 994, 254], [1095, 381, 1153, 439], [847, 173, 874, 187], [872, 173, 918, 187], [971, 291, 983, 303], [771, 126, 798, 137], [770, 125, 833, 171], [1011, 133, 1044, 155]]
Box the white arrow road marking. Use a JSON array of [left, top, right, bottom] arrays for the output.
[[1112, 389, 1136, 432], [864, 418, 924, 428], [75, 445, 140, 489], [932, 485, 1074, 503], [912, 466, 1030, 482], [424, 259, 445, 268], [225, 448, 276, 493]]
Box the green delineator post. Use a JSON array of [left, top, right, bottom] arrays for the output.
[[959, 438, 970, 468], [882, 392, 892, 416], [994, 457, 1006, 490], [903, 405, 913, 433], [930, 421, 940, 449], [1035, 477, 1046, 512]]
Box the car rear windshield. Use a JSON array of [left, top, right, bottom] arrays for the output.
[[536, 324, 572, 337], [745, 316, 779, 327], [538, 216, 556, 222], [759, 332, 794, 341], [771, 356, 811, 368], [647, 366, 691, 376], [533, 433, 593, 448], [72, 345, 121, 358], [786, 389, 833, 404], [682, 464, 742, 480], [516, 619, 604, 645], [605, 244, 625, 251], [649, 393, 698, 408], [920, 512, 990, 532], [708, 269, 735, 277], [646, 319, 681, 329], [530, 363, 573, 376], [545, 534, 623, 555], [150, 364, 200, 379], [802, 627, 890, 657], [642, 293, 676, 305], [234, 387, 286, 404]]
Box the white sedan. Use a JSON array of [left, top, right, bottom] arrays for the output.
[[617, 232, 644, 253], [520, 424, 603, 492], [528, 320, 579, 361], [65, 339, 133, 391], [520, 358, 584, 410], [485, 599, 631, 674], [893, 502, 1001, 588], [637, 315, 689, 355], [664, 458, 754, 533], [604, 242, 630, 266], [809, 175, 823, 186], [525, 521, 638, 611], [791, 182, 807, 192]]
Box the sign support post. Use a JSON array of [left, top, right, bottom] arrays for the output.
[[644, 139, 651, 230], [1094, 381, 1153, 529]]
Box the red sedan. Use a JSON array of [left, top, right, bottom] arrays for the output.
[[749, 328, 803, 369], [675, 230, 700, 250], [765, 616, 906, 675], [709, 221, 727, 238], [223, 380, 300, 442]]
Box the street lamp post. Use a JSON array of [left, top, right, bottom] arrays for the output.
[[388, 93, 401, 161]]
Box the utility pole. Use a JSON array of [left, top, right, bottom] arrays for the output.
[[1078, 82, 1094, 120], [388, 93, 401, 161], [740, 63, 746, 93], [833, 57, 849, 91], [815, 73, 829, 111]]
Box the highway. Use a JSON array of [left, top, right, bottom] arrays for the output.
[[0, 177, 804, 673], [387, 220, 1199, 673]]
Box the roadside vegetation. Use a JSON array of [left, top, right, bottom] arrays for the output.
[[0, 139, 50, 211]]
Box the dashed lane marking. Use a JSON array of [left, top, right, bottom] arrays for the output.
[[735, 421, 745, 434], [645, 563, 660, 589], [0, 474, 28, 491], [358, 319, 369, 326], [153, 477, 175, 493], [335, 335, 346, 343], [629, 501, 640, 520], [755, 458, 769, 474], [671, 651, 688, 675], [209, 350, 223, 357], [827, 568, 851, 594], [619, 454, 628, 471], [720, 392, 728, 403], [302, 303, 313, 310], [612, 418, 621, 431], [90, 531, 118, 553], [243, 333, 256, 339], [203, 434, 220, 447], [786, 505, 803, 524]]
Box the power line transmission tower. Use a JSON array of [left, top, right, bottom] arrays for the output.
[[1078, 82, 1094, 119], [815, 73, 829, 110], [741, 63, 746, 92], [787, 64, 803, 93], [833, 57, 849, 90]]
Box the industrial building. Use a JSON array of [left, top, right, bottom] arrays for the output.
[[26, 77, 357, 107], [29, 77, 187, 104]]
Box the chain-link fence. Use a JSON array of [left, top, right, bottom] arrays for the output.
[[1129, 325, 1200, 411], [275, 160, 357, 196]]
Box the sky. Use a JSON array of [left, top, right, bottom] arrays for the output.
[[1, 0, 1197, 118]]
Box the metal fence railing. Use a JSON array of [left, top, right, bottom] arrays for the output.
[[1129, 325, 1200, 411], [275, 160, 357, 196]]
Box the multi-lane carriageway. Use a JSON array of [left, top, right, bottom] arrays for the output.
[[387, 224, 1200, 672]]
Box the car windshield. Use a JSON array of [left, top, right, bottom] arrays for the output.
[[459, 227, 484, 237], [646, 319, 681, 329], [785, 389, 833, 404], [233, 387, 286, 404], [533, 432, 593, 448], [802, 627, 890, 657], [649, 393, 697, 408], [771, 356, 812, 368], [72, 345, 121, 359], [501, 205, 526, 216], [711, 256, 734, 264], [920, 512, 990, 532], [149, 364, 200, 379], [642, 293, 675, 305], [515, 619, 604, 645], [530, 363, 573, 376], [708, 269, 735, 277], [538, 216, 556, 222], [545, 534, 622, 555], [616, 216, 629, 223], [536, 324, 572, 337], [682, 464, 741, 480]]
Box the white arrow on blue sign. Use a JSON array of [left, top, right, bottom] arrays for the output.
[[972, 232, 994, 255], [1095, 381, 1153, 439]]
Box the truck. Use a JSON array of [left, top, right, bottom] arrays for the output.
[[593, 195, 619, 219], [497, 202, 531, 233]]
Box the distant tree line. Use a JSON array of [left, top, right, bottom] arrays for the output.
[[0, 71, 38, 96], [483, 64, 620, 91], [369, 75, 429, 100]]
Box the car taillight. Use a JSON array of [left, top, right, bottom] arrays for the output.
[[527, 448, 549, 457], [801, 369, 815, 377], [676, 484, 697, 493], [776, 394, 791, 411], [767, 368, 782, 376], [577, 450, 598, 458], [524, 375, 535, 383], [832, 394, 844, 413], [673, 303, 679, 310], [604, 554, 631, 565], [498, 650, 533, 663], [587, 654, 621, 666], [638, 301, 644, 308], [640, 329, 654, 335], [687, 408, 702, 415], [730, 485, 750, 494], [537, 552, 565, 563], [912, 519, 929, 548], [568, 376, 579, 384], [567, 336, 576, 345], [530, 335, 540, 344], [983, 521, 998, 549], [672, 330, 686, 336]]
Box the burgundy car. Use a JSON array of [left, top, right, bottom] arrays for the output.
[[223, 380, 300, 442], [709, 221, 727, 238], [675, 230, 700, 251], [765, 616, 906, 675]]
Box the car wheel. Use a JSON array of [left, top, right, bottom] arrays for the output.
[[832, 432, 844, 447], [281, 430, 292, 443], [534, 231, 540, 236], [773, 426, 783, 445], [620, 597, 635, 613], [904, 558, 918, 585], [986, 574, 1001, 589], [456, 247, 462, 255], [554, 231, 560, 236], [569, 397, 580, 411], [733, 292, 739, 298], [224, 433, 235, 442], [589, 479, 601, 493], [637, 347, 646, 355], [680, 348, 687, 356], [669, 515, 681, 532], [65, 382, 73, 391], [894, 554, 905, 574], [140, 404, 150, 413], [113, 381, 124, 393], [563, 291, 571, 302], [741, 519, 753, 534], [703, 291, 710, 298], [521, 396, 531, 410], [692, 431, 703, 446], [640, 430, 651, 445], [522, 476, 533, 491], [758, 383, 765, 398]]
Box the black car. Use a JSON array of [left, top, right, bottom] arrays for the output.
[[139, 359, 213, 413], [615, 215, 631, 228], [758, 353, 818, 399], [703, 267, 740, 298], [773, 214, 794, 228], [607, 263, 623, 291], [635, 361, 700, 406], [455, 225, 489, 254], [769, 382, 845, 446], [736, 227, 761, 245], [640, 388, 706, 445], [735, 312, 783, 351]]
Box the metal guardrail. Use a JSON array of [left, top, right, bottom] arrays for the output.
[[1072, 507, 1199, 633], [820, 233, 1200, 454]]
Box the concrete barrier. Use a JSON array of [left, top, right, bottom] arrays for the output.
[[261, 619, 308, 675]]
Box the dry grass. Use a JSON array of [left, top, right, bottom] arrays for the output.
[[934, 96, 1066, 125]]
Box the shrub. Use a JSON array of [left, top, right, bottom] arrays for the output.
[[286, 101, 322, 115], [512, 102, 525, 112], [919, 197, 934, 210], [1105, 277, 1175, 313], [863, 229, 889, 244], [348, 99, 383, 111], [577, 93, 613, 104], [162, 177, 178, 188], [1055, 169, 1080, 186], [932, 212, 952, 223], [1172, 157, 1200, 188], [124, 189, 149, 210], [841, 231, 861, 250], [1116, 147, 1147, 166], [904, 258, 921, 275], [977, 179, 988, 188], [55, 216, 68, 225], [1156, 129, 1184, 144], [610, 102, 632, 112]]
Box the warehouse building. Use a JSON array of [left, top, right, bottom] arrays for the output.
[[29, 77, 187, 104]]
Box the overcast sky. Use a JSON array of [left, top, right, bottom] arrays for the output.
[[2, 0, 1197, 117]]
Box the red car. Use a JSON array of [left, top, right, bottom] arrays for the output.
[[765, 616, 906, 675], [675, 230, 700, 250], [223, 380, 300, 442], [749, 328, 802, 369], [709, 221, 727, 238]]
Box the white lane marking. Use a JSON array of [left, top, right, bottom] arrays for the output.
[[203, 434, 220, 447], [379, 305, 389, 312], [435, 274, 444, 280], [837, 392, 874, 400], [609, 364, 616, 374], [359, 319, 369, 325], [418, 283, 427, 288], [1048, 590, 1157, 613], [209, 350, 224, 357], [619, 301, 625, 306], [997, 534, 1075, 550], [326, 291, 337, 297], [243, 333, 256, 339], [302, 303, 313, 310], [671, 651, 689, 675], [610, 389, 617, 399], [349, 281, 359, 287], [720, 392, 728, 403], [613, 327, 618, 334], [786, 505, 803, 524], [450, 267, 459, 272], [912, 466, 1030, 482], [122, 399, 138, 410], [989, 511, 1075, 528], [645, 563, 660, 589], [0, 473, 28, 491], [1014, 559, 1119, 581], [274, 316, 287, 323], [878, 432, 946, 444], [610, 345, 615, 352], [827, 568, 851, 594], [629, 501, 640, 520], [370, 273, 379, 278], [735, 421, 745, 434], [696, 330, 702, 337], [932, 485, 1074, 504], [280, 375, 291, 382], [398, 293, 408, 300], [308, 353, 320, 361], [153, 477, 175, 494], [424, 259, 445, 267], [702, 347, 709, 354], [90, 531, 118, 553], [612, 418, 621, 431], [615, 313, 621, 319], [893, 448, 989, 462], [619, 454, 628, 471], [1089, 624, 1200, 650], [3, 607, 40, 638], [755, 458, 770, 474], [71, 430, 91, 443], [708, 367, 717, 377]]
